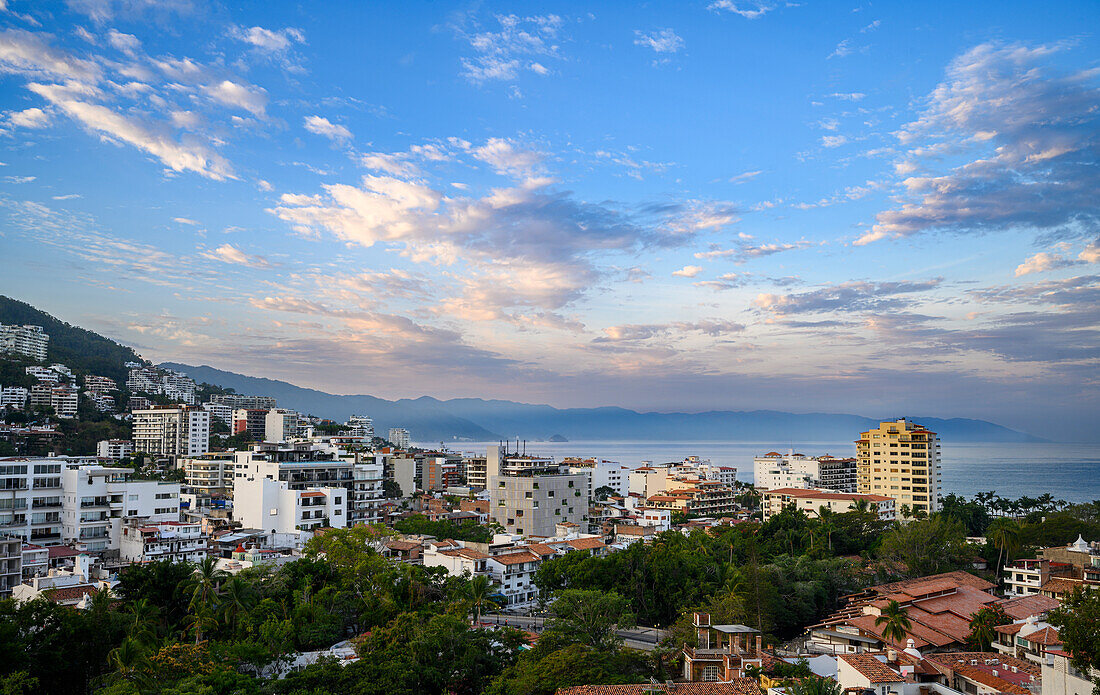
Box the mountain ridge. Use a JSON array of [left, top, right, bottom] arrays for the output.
[[161, 362, 1048, 444]]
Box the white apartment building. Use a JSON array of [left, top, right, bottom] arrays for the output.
[[20, 543, 47, 580], [62, 465, 181, 552], [486, 446, 587, 538], [25, 366, 59, 384], [346, 415, 374, 438], [233, 442, 383, 526], [753, 451, 857, 492], [0, 324, 49, 361], [96, 439, 133, 459], [210, 394, 277, 410], [388, 428, 411, 448], [132, 405, 210, 459], [0, 386, 28, 409], [760, 488, 896, 522], [566, 459, 629, 502], [202, 402, 233, 425], [857, 419, 942, 515], [50, 364, 74, 380], [0, 456, 70, 546], [422, 543, 490, 577], [264, 409, 299, 443], [234, 475, 347, 534], [486, 548, 542, 608], [0, 536, 20, 595], [82, 376, 116, 395], [126, 366, 197, 404], [51, 386, 78, 418], [120, 519, 207, 564]]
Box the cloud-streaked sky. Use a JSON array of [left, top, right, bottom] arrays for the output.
[[1, 1, 1098, 440]]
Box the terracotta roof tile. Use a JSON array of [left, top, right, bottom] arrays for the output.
[[839, 654, 907, 683]]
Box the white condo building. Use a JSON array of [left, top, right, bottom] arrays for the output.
[[0, 387, 28, 410], [62, 464, 181, 552], [565, 459, 630, 502], [0, 457, 180, 550], [388, 428, 411, 448], [96, 440, 133, 459], [753, 450, 857, 493], [132, 405, 210, 459], [120, 519, 207, 564], [232, 442, 383, 528], [0, 324, 49, 361], [346, 415, 375, 438]]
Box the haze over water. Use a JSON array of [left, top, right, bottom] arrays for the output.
[[423, 440, 1100, 504]]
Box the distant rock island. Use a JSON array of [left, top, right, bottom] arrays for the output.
[[161, 362, 1048, 444]]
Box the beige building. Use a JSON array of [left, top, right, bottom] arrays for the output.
[[486, 446, 586, 537], [857, 418, 941, 515], [761, 488, 895, 522]]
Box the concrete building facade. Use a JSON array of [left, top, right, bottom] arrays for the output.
[[132, 406, 210, 460], [857, 419, 941, 515]]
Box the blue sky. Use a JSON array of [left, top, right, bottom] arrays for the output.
[[0, 0, 1098, 440]]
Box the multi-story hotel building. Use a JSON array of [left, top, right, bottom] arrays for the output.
[[209, 394, 277, 410], [856, 418, 941, 516], [132, 406, 210, 459], [0, 324, 48, 361]]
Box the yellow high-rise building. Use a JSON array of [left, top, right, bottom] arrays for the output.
[[856, 418, 940, 516]]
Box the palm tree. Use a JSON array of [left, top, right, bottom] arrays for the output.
[[186, 557, 226, 643], [126, 598, 162, 648], [850, 499, 871, 514], [107, 637, 151, 688], [220, 576, 255, 635], [465, 574, 500, 625], [790, 676, 844, 695], [818, 507, 837, 551], [874, 600, 912, 646], [987, 518, 1021, 582], [1036, 493, 1055, 513]]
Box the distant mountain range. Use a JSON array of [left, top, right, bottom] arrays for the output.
[[161, 362, 1048, 444]]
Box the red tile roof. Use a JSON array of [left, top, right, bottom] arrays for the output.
[[42, 584, 99, 602], [839, 654, 907, 683], [491, 551, 540, 565], [567, 537, 606, 551], [998, 594, 1059, 619]]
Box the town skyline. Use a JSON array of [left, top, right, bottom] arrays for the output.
[[1, 1, 1099, 441]]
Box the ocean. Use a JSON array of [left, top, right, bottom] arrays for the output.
[[417, 440, 1100, 504]]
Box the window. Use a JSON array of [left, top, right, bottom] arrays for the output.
[[702, 666, 719, 682]]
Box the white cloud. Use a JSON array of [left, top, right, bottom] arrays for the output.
[[7, 106, 49, 128], [106, 29, 139, 54], [1014, 252, 1072, 277], [229, 25, 304, 53], [472, 137, 543, 177], [303, 115, 351, 142], [633, 28, 684, 54], [672, 265, 704, 278], [202, 79, 267, 116], [361, 152, 418, 178], [0, 29, 101, 82], [707, 1, 777, 19], [1080, 238, 1100, 264], [257, 179, 273, 192], [729, 170, 761, 184], [872, 43, 1100, 243], [29, 81, 235, 180], [829, 39, 852, 59], [820, 135, 848, 148], [458, 14, 564, 83], [202, 243, 271, 268], [51, 193, 81, 200], [173, 217, 199, 225], [828, 92, 866, 101], [3, 175, 35, 183]]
